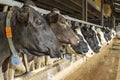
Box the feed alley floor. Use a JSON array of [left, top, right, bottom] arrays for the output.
[[61, 38, 120, 80]]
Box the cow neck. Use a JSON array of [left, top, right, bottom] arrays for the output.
[[5, 11, 20, 65]]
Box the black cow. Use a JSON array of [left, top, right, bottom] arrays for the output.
[[71, 26, 89, 54], [0, 2, 63, 79], [81, 26, 101, 53], [101, 27, 112, 42]]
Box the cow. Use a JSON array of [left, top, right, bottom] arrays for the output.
[[0, 2, 64, 80], [81, 25, 101, 53], [71, 25, 94, 58], [111, 28, 116, 39], [45, 8, 80, 46], [91, 26, 102, 47], [95, 27, 108, 46], [101, 27, 112, 44], [13, 2, 81, 75], [44, 8, 80, 65], [30, 8, 81, 68]]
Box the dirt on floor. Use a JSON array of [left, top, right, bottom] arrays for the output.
[[64, 38, 120, 80]]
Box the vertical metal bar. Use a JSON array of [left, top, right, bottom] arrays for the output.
[[86, 0, 88, 21], [23, 54, 29, 72], [107, 17, 110, 27], [113, 16, 115, 29], [82, 0, 85, 20], [111, 0, 115, 29], [101, 0, 104, 26], [82, 0, 87, 21], [0, 0, 23, 7]]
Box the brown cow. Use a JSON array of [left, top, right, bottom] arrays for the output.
[[46, 8, 80, 45]]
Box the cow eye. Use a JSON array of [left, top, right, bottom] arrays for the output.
[[36, 20, 42, 25]]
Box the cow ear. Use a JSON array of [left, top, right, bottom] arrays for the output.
[[18, 12, 29, 26], [47, 13, 59, 23]]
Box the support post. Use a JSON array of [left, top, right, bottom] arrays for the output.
[[82, 0, 87, 21], [107, 17, 110, 27], [113, 16, 116, 29], [101, 0, 104, 26]]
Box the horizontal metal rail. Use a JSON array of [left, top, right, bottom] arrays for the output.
[[0, 0, 103, 28], [0, 0, 23, 7]]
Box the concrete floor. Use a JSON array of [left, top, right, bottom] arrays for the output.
[[15, 38, 120, 80], [62, 38, 120, 80]]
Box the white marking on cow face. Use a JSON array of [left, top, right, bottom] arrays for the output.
[[96, 28, 107, 46], [75, 28, 94, 56], [92, 26, 102, 47], [111, 29, 116, 39]]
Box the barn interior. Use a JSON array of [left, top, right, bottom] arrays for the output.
[[0, 0, 120, 80], [14, 0, 118, 27]]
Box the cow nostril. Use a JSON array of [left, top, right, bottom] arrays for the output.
[[60, 49, 63, 53], [62, 45, 66, 49], [77, 40, 80, 43], [91, 53, 93, 55]]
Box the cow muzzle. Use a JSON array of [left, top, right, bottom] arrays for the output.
[[70, 37, 80, 45]]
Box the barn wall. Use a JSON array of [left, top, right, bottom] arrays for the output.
[[103, 4, 112, 17]]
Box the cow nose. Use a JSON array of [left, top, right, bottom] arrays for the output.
[[60, 49, 64, 53], [59, 46, 64, 54], [62, 44, 66, 49], [70, 37, 80, 45], [77, 39, 80, 44]]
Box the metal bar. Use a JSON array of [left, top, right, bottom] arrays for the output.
[[65, 15, 103, 28], [82, 0, 85, 20], [0, 0, 103, 28], [0, 0, 23, 7], [82, 0, 88, 21], [111, 15, 116, 29], [85, 0, 88, 21], [113, 16, 115, 29], [107, 17, 110, 28], [23, 54, 29, 72], [101, 0, 104, 26]]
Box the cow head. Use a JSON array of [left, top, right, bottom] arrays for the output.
[[71, 27, 89, 54], [11, 3, 63, 58], [46, 8, 80, 45]]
